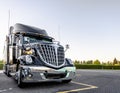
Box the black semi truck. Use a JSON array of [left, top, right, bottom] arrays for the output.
[[3, 23, 76, 87]]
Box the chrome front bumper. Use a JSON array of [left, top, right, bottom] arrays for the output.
[[21, 66, 76, 83]]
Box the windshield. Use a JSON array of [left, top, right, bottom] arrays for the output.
[[23, 35, 52, 44]]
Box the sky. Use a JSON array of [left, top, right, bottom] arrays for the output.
[[0, 0, 120, 62]]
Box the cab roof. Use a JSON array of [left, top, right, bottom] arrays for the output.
[[10, 23, 48, 36]]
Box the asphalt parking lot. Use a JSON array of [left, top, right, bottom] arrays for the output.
[[0, 69, 120, 93]]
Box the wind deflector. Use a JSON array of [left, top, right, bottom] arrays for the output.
[[12, 23, 48, 36]]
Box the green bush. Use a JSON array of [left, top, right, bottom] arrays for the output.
[[102, 65, 120, 69], [75, 64, 102, 69], [0, 60, 3, 64], [102, 65, 113, 69], [0, 60, 3, 70], [0, 63, 3, 70], [113, 66, 120, 69], [74, 64, 120, 70]]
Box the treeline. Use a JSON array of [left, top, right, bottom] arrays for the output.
[[0, 58, 120, 70], [74, 58, 120, 69], [74, 58, 120, 65]]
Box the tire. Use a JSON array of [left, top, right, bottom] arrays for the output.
[[17, 69, 24, 88], [6, 70, 11, 77], [62, 79, 71, 83], [18, 77, 24, 88], [3, 65, 7, 75], [6, 65, 11, 77]]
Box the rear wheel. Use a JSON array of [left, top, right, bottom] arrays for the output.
[[5, 65, 11, 77], [3, 65, 7, 74], [6, 69, 11, 77]]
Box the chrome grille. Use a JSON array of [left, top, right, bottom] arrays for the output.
[[37, 44, 65, 67]]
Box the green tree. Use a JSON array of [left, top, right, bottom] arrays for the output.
[[113, 58, 118, 65], [86, 60, 93, 64], [107, 61, 112, 65], [93, 59, 101, 65], [79, 61, 83, 64], [83, 60, 86, 64], [74, 60, 79, 64]]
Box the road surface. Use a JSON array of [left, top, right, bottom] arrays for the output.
[[0, 69, 120, 93]]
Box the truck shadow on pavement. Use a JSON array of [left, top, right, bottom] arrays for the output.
[[18, 82, 66, 89]]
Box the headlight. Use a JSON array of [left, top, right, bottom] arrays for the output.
[[22, 68, 31, 77], [25, 55, 33, 64], [24, 69, 28, 75]]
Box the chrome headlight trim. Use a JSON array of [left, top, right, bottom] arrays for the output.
[[25, 55, 33, 64]]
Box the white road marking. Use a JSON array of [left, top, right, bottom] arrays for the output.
[[71, 81, 97, 87], [57, 81, 98, 93], [0, 88, 12, 93]]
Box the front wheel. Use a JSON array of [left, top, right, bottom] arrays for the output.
[[62, 79, 72, 83], [17, 69, 24, 88], [18, 78, 24, 88]]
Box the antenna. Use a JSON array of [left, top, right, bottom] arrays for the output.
[[8, 10, 10, 33], [58, 25, 61, 43]]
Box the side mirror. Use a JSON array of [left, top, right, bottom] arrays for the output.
[[65, 44, 70, 52]]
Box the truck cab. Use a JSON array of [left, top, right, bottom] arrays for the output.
[[3, 23, 76, 87]]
